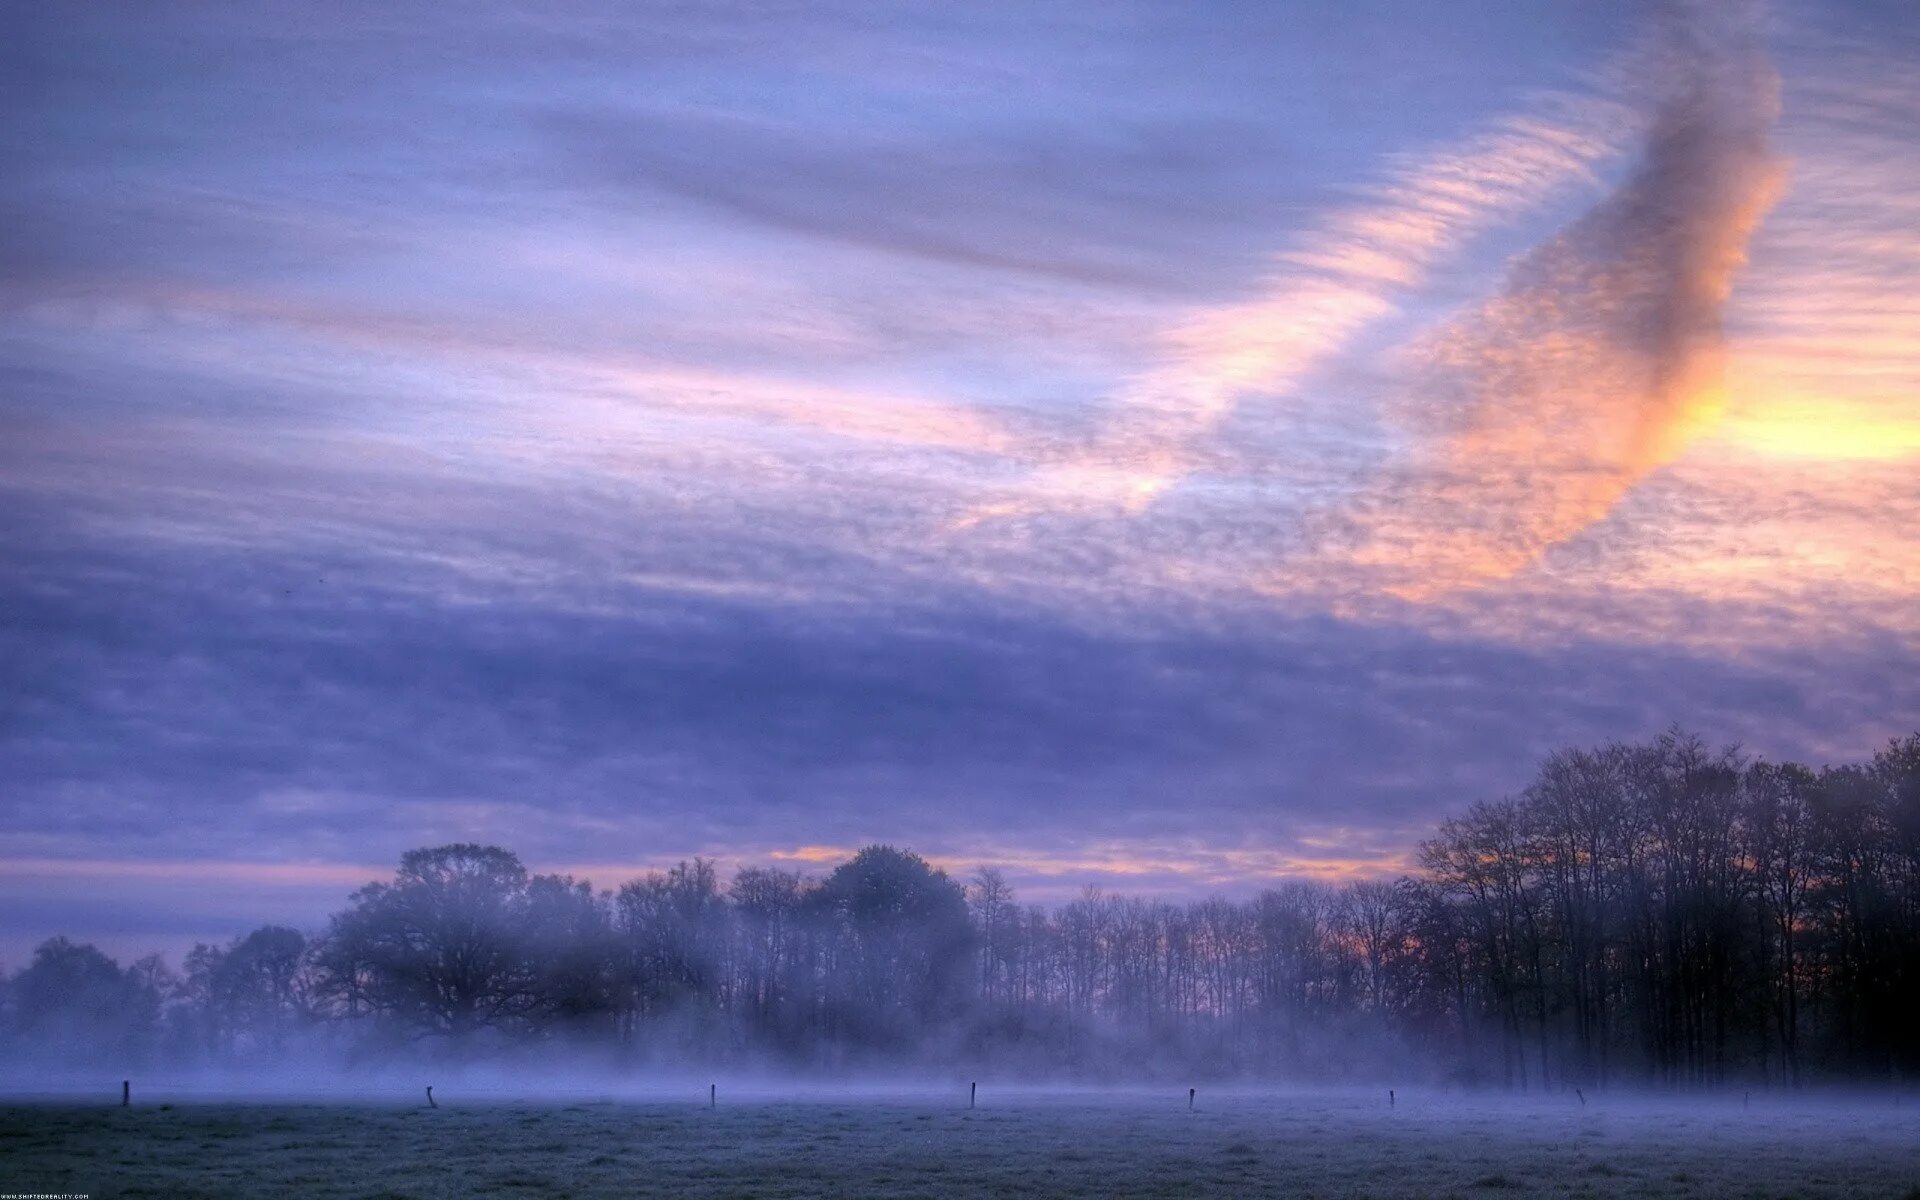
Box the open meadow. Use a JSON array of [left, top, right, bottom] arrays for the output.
[[3, 1088, 1917, 1199]]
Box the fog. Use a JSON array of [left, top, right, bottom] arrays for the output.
[[5, 731, 1918, 1102]]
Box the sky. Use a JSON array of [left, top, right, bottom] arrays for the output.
[[3, 0, 1917, 963]]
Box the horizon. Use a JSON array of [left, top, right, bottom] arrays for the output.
[[9, 727, 1914, 971]]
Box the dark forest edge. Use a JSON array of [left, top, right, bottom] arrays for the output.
[[7, 729, 1918, 1088]]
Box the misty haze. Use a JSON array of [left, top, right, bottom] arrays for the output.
[[5, 0, 1919, 1196]]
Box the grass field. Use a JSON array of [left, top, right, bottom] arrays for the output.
[[3, 1087, 1917, 1198]]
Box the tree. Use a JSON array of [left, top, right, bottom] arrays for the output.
[[523, 875, 617, 1032], [1744, 760, 1816, 1083], [969, 868, 1018, 1008], [320, 844, 548, 1043], [615, 859, 730, 1050], [730, 866, 815, 1051], [814, 846, 972, 1050], [9, 938, 161, 1064], [189, 926, 310, 1058]]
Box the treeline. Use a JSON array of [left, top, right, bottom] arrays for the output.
[[5, 730, 1917, 1086]]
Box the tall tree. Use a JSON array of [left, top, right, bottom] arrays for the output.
[[320, 844, 548, 1043]]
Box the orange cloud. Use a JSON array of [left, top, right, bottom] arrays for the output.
[[1314, 3, 1784, 599], [773, 839, 1414, 892]]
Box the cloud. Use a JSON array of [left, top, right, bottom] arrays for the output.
[[549, 106, 1304, 296], [1310, 0, 1783, 597], [954, 87, 1630, 523], [1, 280, 1021, 468], [3, 0, 1916, 965], [6, 471, 1910, 895]]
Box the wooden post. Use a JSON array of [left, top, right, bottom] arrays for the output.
[[709, 1084, 716, 1110], [970, 1082, 976, 1109], [426, 1086, 436, 1109], [122, 1080, 130, 1108], [1389, 1089, 1395, 1108], [1188, 1088, 1195, 1111]]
